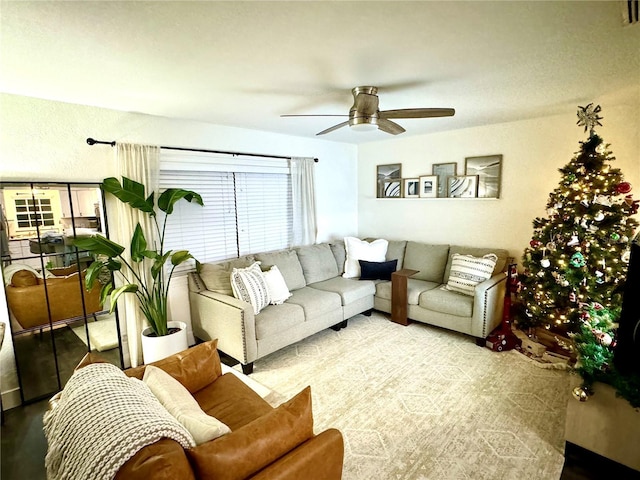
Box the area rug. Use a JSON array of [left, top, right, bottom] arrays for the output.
[[244, 312, 570, 480], [70, 315, 119, 352]]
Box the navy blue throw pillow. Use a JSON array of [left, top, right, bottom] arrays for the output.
[[358, 259, 398, 281]]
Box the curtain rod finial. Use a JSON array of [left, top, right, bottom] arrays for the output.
[[86, 137, 96, 145]]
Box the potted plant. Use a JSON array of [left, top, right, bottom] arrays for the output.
[[74, 176, 203, 363]]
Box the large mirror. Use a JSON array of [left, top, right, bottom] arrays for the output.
[[1, 182, 124, 404]]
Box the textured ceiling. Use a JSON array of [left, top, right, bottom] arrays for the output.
[[1, 1, 639, 144]]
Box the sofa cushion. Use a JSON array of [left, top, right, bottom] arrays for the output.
[[255, 302, 306, 340], [445, 253, 498, 296], [230, 262, 270, 315], [343, 237, 388, 278], [199, 255, 256, 295], [375, 278, 440, 305], [115, 438, 194, 480], [10, 269, 39, 287], [286, 286, 342, 319], [420, 286, 474, 317], [125, 340, 222, 395], [359, 259, 398, 281], [255, 250, 306, 291], [403, 242, 450, 283], [261, 265, 292, 305], [194, 373, 274, 431], [386, 240, 407, 270], [444, 246, 510, 280], [309, 277, 376, 306], [187, 387, 314, 480], [295, 243, 339, 284], [329, 241, 346, 275], [143, 365, 231, 445]]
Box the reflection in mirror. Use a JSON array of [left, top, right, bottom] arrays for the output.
[[1, 182, 124, 404]]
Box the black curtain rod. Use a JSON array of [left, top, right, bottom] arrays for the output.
[[86, 138, 318, 162]]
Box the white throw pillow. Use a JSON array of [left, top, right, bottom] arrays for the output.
[[343, 237, 389, 278], [230, 262, 270, 314], [446, 253, 498, 296], [142, 365, 231, 445], [262, 265, 292, 305]]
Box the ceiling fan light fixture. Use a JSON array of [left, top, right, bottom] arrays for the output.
[[349, 115, 378, 132]]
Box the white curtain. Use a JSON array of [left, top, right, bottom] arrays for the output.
[[113, 143, 160, 367], [290, 157, 317, 246]]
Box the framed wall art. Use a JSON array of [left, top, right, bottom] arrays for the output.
[[404, 178, 419, 198], [432, 162, 457, 198], [447, 175, 478, 198], [377, 163, 402, 198], [419, 175, 437, 198], [465, 154, 502, 198]]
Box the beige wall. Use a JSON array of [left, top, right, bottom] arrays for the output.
[[357, 103, 640, 263]]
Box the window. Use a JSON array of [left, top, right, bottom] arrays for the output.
[[15, 198, 55, 228], [159, 152, 292, 272]]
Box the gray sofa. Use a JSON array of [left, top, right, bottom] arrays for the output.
[[188, 240, 509, 374]]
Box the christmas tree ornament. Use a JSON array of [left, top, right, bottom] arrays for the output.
[[588, 224, 599, 232], [555, 202, 563, 209], [567, 234, 580, 246], [572, 385, 591, 402], [594, 195, 612, 207], [541, 258, 551, 268], [610, 232, 621, 241], [570, 252, 586, 267], [594, 330, 613, 347], [576, 103, 603, 132], [622, 250, 631, 263], [594, 212, 605, 222], [530, 239, 542, 248], [569, 292, 577, 302], [580, 200, 590, 208], [546, 208, 556, 216], [567, 173, 577, 182], [616, 182, 632, 194], [546, 241, 557, 252]]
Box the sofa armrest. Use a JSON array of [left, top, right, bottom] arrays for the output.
[[249, 429, 344, 480], [471, 272, 507, 338], [189, 289, 258, 365]]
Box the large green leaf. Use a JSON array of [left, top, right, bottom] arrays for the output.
[[151, 251, 172, 280], [73, 235, 125, 258], [85, 261, 105, 290], [103, 177, 155, 214], [109, 284, 138, 313], [157, 188, 204, 215], [171, 250, 193, 266], [99, 283, 114, 307], [130, 223, 147, 262]]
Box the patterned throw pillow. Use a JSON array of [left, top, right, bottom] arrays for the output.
[[446, 253, 498, 296], [230, 262, 270, 315]]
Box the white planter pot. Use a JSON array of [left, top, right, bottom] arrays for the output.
[[141, 321, 188, 364]]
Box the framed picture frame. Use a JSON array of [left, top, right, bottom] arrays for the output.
[[465, 154, 502, 198], [403, 178, 419, 198], [377, 163, 402, 198], [418, 175, 438, 198], [447, 175, 478, 198], [432, 162, 457, 198]]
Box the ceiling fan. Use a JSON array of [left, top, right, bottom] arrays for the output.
[[281, 86, 455, 136]]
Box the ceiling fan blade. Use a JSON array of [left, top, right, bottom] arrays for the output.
[[377, 118, 405, 135], [379, 108, 455, 119], [316, 120, 350, 136], [281, 114, 349, 117]]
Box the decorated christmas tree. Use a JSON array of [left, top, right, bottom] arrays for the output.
[[519, 104, 639, 333]]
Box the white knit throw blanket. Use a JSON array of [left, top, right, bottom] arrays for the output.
[[43, 363, 195, 480]]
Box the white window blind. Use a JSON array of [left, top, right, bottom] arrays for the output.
[[159, 151, 292, 272]]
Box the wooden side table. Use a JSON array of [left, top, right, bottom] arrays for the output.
[[391, 269, 419, 326]]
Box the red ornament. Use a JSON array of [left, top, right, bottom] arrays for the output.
[[530, 239, 542, 248], [616, 182, 632, 194]]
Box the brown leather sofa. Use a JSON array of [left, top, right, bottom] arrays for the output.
[[50, 340, 345, 480], [5, 265, 102, 330]]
